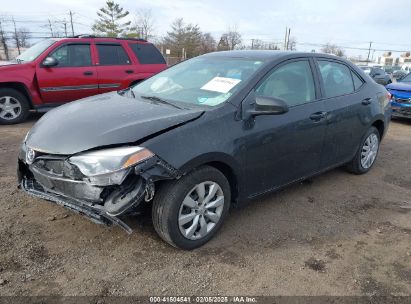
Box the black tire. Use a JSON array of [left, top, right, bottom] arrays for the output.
[[0, 88, 30, 124], [152, 166, 231, 250], [346, 126, 380, 175]]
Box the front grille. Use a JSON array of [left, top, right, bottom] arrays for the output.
[[394, 97, 411, 104]]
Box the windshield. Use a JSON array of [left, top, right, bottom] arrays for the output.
[[400, 73, 411, 82], [16, 39, 57, 62], [132, 57, 265, 107]]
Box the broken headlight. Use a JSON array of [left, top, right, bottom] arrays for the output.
[[69, 147, 154, 186]]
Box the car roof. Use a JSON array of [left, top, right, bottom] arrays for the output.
[[51, 35, 149, 43], [201, 50, 350, 64]]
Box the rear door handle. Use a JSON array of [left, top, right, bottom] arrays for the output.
[[125, 70, 134, 74], [83, 71, 94, 76], [362, 98, 372, 105], [310, 111, 328, 121]]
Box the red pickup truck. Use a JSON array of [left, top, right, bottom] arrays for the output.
[[0, 36, 167, 124]]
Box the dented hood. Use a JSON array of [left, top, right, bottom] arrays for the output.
[[26, 92, 204, 155]]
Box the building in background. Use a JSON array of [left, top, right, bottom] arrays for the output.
[[377, 52, 410, 67]]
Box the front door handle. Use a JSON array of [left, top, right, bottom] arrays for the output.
[[83, 71, 94, 76], [362, 98, 372, 105], [125, 70, 134, 74], [310, 111, 328, 121]]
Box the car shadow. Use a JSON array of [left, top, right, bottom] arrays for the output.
[[391, 117, 411, 126], [121, 165, 388, 251], [27, 112, 44, 122]]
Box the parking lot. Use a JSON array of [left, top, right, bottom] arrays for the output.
[[0, 115, 410, 296]]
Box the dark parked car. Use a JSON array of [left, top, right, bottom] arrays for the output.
[[18, 51, 391, 249], [360, 66, 392, 85], [386, 72, 411, 118], [392, 69, 407, 80]]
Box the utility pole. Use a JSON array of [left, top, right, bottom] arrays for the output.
[[48, 19, 54, 37], [284, 27, 288, 50], [251, 39, 255, 50], [62, 21, 68, 37], [69, 11, 75, 36], [286, 28, 291, 50], [12, 17, 20, 55], [367, 41, 373, 63]]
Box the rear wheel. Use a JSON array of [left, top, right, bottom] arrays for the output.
[[0, 88, 30, 124], [346, 126, 380, 174], [152, 166, 231, 250]]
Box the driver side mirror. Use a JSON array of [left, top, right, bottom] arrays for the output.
[[251, 96, 289, 116], [42, 56, 58, 67]]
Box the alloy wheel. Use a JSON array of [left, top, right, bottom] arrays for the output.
[[178, 181, 225, 240], [360, 133, 379, 169], [0, 96, 22, 120]]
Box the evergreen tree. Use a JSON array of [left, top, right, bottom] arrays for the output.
[[92, 1, 131, 37], [162, 18, 202, 58]]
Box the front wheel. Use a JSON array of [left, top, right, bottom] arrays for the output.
[[0, 88, 30, 124], [346, 126, 380, 174], [152, 166, 231, 250]]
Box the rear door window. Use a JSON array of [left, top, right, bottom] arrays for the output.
[[318, 60, 355, 98], [128, 43, 166, 64], [96, 44, 131, 65], [352, 72, 364, 90]]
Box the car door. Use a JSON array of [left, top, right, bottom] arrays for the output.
[[242, 58, 327, 195], [314, 59, 369, 168], [36, 43, 98, 103], [94, 42, 134, 93]]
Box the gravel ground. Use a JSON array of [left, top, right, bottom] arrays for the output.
[[0, 114, 410, 296]]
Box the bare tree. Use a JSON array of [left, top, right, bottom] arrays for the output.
[[198, 33, 216, 54], [321, 43, 345, 57], [132, 8, 155, 40], [218, 26, 242, 50], [0, 19, 9, 61], [250, 39, 280, 50], [217, 35, 230, 51], [13, 28, 31, 48]]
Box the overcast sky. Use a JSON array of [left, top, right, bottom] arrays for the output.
[[2, 0, 411, 59]]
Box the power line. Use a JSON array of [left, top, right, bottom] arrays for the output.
[[296, 42, 410, 53]]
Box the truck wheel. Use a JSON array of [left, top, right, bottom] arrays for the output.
[[152, 166, 231, 250], [346, 126, 380, 175], [0, 88, 30, 124]]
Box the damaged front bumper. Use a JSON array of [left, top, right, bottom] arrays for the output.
[[20, 177, 134, 233], [17, 144, 180, 233]]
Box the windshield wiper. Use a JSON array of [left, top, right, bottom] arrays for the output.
[[140, 95, 184, 109], [127, 88, 136, 98], [16, 58, 24, 64]]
